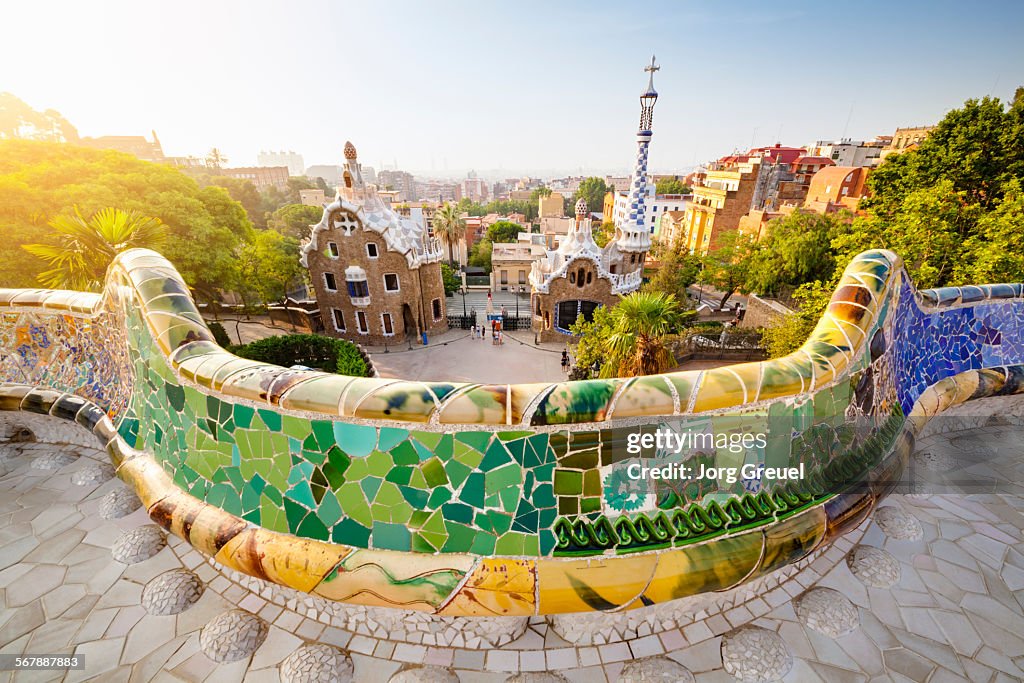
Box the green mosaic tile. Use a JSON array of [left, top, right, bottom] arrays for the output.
[[553, 469, 583, 495], [485, 463, 521, 495], [421, 457, 449, 487], [372, 522, 411, 551], [333, 422, 376, 457]]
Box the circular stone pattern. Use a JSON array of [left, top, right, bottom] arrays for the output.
[[847, 545, 901, 588], [99, 487, 142, 520], [280, 644, 353, 683], [389, 665, 461, 683], [873, 505, 923, 540], [200, 609, 268, 663], [795, 588, 860, 638], [112, 525, 167, 564], [506, 674, 569, 683], [721, 626, 793, 683], [31, 452, 77, 470], [619, 656, 695, 683], [913, 449, 955, 472], [142, 569, 204, 616], [71, 462, 115, 486]]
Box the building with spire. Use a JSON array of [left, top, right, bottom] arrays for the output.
[[528, 59, 661, 341], [302, 142, 448, 345]]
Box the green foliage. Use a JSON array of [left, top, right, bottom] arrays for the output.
[[267, 203, 323, 239], [646, 244, 700, 301], [455, 197, 484, 216], [468, 237, 492, 271], [0, 140, 253, 295], [0, 93, 79, 142], [701, 231, 755, 308], [570, 292, 691, 379], [573, 177, 609, 214], [568, 304, 615, 379], [655, 178, 691, 195], [487, 220, 521, 243], [440, 263, 461, 296], [842, 90, 1024, 288], [207, 321, 232, 347], [744, 211, 847, 296], [433, 202, 467, 264], [23, 208, 166, 290], [238, 230, 303, 304], [230, 333, 369, 377], [530, 186, 552, 203], [197, 175, 264, 226], [759, 281, 834, 358]]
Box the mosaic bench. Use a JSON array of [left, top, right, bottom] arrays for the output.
[[1, 248, 1023, 616]]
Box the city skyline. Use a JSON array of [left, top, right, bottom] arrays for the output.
[[3, 0, 1023, 177]]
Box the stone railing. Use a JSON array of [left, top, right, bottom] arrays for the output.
[[608, 268, 643, 293], [1, 248, 1023, 616]]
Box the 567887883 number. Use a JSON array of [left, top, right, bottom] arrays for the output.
[[0, 654, 85, 670]]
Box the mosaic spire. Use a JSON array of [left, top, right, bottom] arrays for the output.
[[617, 56, 659, 252]]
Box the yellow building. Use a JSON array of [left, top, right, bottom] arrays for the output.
[[679, 162, 760, 255], [538, 192, 565, 218]]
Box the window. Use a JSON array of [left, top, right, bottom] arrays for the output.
[[347, 280, 369, 298], [324, 272, 338, 291], [501, 270, 508, 285], [519, 270, 526, 284], [331, 308, 346, 331], [576, 267, 585, 288], [356, 311, 368, 334], [556, 300, 600, 332], [327, 242, 339, 258], [382, 313, 394, 336], [366, 243, 379, 258], [383, 273, 400, 292], [432, 298, 442, 321], [586, 271, 593, 285]]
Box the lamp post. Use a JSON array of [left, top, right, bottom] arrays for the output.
[[515, 286, 521, 318], [458, 286, 467, 317]]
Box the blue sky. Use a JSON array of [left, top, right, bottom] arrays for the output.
[[3, 0, 1022, 178]]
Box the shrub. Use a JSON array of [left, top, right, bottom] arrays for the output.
[[231, 333, 369, 377], [208, 321, 232, 347]]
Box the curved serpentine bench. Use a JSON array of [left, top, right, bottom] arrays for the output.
[[1, 248, 1023, 616]]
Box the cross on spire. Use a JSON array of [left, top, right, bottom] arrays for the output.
[[645, 55, 660, 75]]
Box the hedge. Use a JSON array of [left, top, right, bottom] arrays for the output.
[[229, 334, 370, 377], [207, 321, 232, 347]]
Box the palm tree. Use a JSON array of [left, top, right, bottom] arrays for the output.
[[433, 202, 467, 266], [23, 208, 167, 291], [206, 147, 228, 170], [600, 291, 683, 378]]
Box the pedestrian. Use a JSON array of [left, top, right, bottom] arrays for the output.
[[470, 323, 476, 339], [561, 350, 570, 372], [498, 330, 504, 345]]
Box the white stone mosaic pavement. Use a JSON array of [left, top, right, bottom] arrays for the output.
[[1, 396, 1023, 682]]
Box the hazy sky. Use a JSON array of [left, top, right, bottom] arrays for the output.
[[4, 0, 1023, 178]]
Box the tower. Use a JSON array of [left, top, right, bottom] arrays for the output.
[[616, 56, 660, 257]]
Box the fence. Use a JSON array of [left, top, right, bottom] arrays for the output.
[[448, 312, 477, 330], [670, 328, 766, 362], [465, 275, 491, 287], [500, 315, 533, 332]]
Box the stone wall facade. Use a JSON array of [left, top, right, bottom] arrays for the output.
[[532, 257, 620, 343], [739, 294, 794, 329], [306, 210, 447, 345]]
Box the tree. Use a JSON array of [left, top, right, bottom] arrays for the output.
[[655, 178, 691, 195], [645, 245, 700, 300], [468, 237, 492, 271], [573, 177, 609, 215], [701, 231, 755, 308], [23, 208, 166, 290], [0, 93, 79, 142], [592, 220, 615, 248], [744, 210, 847, 296], [529, 186, 552, 203], [441, 263, 461, 296], [206, 148, 228, 170], [575, 292, 685, 378], [487, 220, 521, 243], [759, 281, 834, 358], [267, 203, 323, 239], [433, 203, 467, 265], [568, 304, 615, 379], [238, 230, 303, 304], [0, 140, 253, 294], [198, 175, 264, 226]]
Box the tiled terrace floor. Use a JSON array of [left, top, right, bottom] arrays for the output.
[[1, 395, 1023, 682]]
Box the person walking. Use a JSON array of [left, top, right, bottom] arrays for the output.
[[561, 349, 570, 373]]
